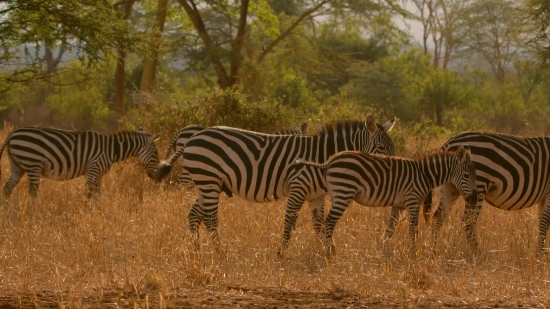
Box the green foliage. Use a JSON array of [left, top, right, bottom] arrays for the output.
[[526, 0, 550, 65], [0, 60, 116, 131], [390, 116, 442, 157], [121, 87, 308, 140], [0, 0, 141, 87]]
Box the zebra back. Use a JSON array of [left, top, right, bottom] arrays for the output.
[[176, 114, 395, 202], [161, 122, 309, 186], [274, 122, 308, 135]]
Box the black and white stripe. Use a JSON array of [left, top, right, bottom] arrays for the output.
[[162, 123, 308, 186], [293, 147, 477, 256], [424, 132, 550, 252], [0, 127, 160, 198], [155, 115, 396, 248]]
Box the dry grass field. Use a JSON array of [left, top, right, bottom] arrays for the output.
[[0, 129, 550, 308]]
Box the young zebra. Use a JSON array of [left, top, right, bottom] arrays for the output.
[[154, 114, 396, 250], [293, 146, 478, 256], [424, 132, 550, 252], [0, 127, 160, 198], [162, 122, 308, 186]]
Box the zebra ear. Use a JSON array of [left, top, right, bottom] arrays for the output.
[[365, 114, 377, 133], [148, 134, 160, 143], [455, 146, 468, 163], [383, 117, 396, 132], [300, 122, 308, 135]]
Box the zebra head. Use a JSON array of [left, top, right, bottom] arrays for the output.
[[450, 145, 478, 206], [362, 114, 396, 156], [137, 132, 161, 179]]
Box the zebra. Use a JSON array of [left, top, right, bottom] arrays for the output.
[[153, 114, 396, 250], [292, 146, 478, 256], [162, 122, 308, 186], [423, 132, 550, 253], [0, 127, 160, 198]]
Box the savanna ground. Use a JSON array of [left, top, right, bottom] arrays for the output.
[[0, 129, 550, 309]]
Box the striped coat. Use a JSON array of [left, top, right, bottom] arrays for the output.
[[424, 131, 550, 252], [0, 127, 160, 198], [294, 147, 478, 256]]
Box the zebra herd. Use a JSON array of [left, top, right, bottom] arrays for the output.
[[1, 116, 550, 256]]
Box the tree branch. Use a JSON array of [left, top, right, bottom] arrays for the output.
[[257, 0, 332, 63], [176, 0, 230, 88]]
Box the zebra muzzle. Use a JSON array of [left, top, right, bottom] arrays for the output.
[[466, 190, 479, 207]]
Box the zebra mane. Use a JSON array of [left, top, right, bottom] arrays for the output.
[[413, 150, 460, 161], [317, 120, 369, 136], [108, 130, 149, 137]]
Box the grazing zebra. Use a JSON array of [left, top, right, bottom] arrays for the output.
[[162, 122, 308, 186], [293, 146, 478, 256], [0, 127, 160, 198], [424, 132, 550, 252], [154, 114, 396, 249]]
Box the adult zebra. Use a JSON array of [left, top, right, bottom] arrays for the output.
[[424, 132, 550, 252], [154, 114, 396, 250], [293, 146, 478, 256], [0, 127, 160, 198], [162, 122, 308, 186]]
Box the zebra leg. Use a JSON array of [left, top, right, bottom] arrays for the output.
[[26, 169, 42, 198], [537, 194, 550, 253], [193, 183, 221, 243], [383, 207, 405, 240], [279, 190, 308, 253], [189, 196, 205, 235], [2, 160, 26, 198], [462, 193, 485, 253], [308, 195, 325, 235], [85, 174, 101, 199], [323, 195, 354, 257], [405, 201, 421, 242]]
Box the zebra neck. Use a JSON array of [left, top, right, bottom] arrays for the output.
[[108, 133, 141, 163], [418, 154, 455, 189]]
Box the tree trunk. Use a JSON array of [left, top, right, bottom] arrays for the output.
[[115, 46, 126, 117], [139, 0, 169, 93], [176, 0, 231, 89], [228, 0, 250, 86], [114, 0, 137, 118]]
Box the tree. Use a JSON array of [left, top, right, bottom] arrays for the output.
[[0, 0, 140, 90], [115, 0, 138, 118], [461, 0, 526, 84], [172, 0, 404, 89], [139, 0, 170, 95], [526, 0, 550, 65], [411, 0, 469, 125]]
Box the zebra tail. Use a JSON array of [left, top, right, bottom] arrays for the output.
[[0, 130, 13, 181], [153, 147, 185, 182], [162, 133, 179, 160]]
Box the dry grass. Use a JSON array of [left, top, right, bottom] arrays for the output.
[[0, 132, 550, 308]]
